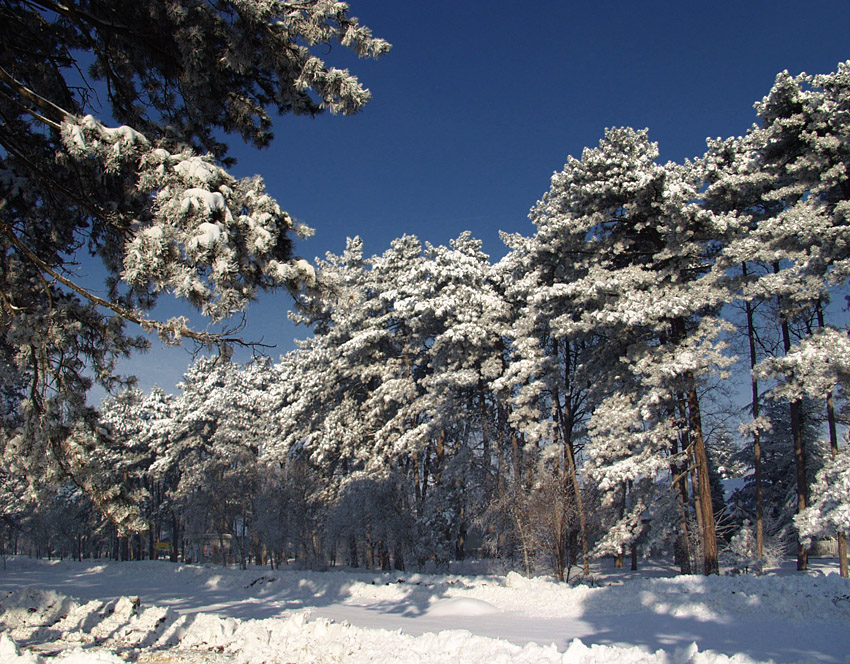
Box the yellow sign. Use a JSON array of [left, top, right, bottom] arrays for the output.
[[156, 542, 171, 551]]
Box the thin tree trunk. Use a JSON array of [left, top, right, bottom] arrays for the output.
[[775, 264, 808, 571], [554, 383, 590, 576], [553, 344, 591, 575], [564, 440, 589, 575], [742, 262, 764, 559], [816, 304, 848, 578], [479, 379, 491, 482], [378, 540, 391, 572], [455, 507, 466, 562], [614, 483, 626, 569], [825, 390, 848, 577], [514, 506, 533, 577], [433, 429, 446, 487], [670, 436, 692, 575], [394, 542, 405, 571], [421, 441, 432, 501], [780, 313, 808, 571], [496, 404, 508, 497], [170, 512, 179, 563], [413, 452, 422, 504]]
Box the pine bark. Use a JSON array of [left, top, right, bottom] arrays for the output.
[[686, 382, 719, 575]]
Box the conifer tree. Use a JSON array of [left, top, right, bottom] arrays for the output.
[[705, 62, 850, 570], [528, 128, 730, 574], [0, 0, 389, 520]]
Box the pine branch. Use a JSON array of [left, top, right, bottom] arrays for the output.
[[1, 221, 273, 351], [0, 65, 68, 127]]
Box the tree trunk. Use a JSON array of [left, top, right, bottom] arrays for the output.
[[378, 540, 391, 571], [349, 534, 359, 568], [394, 542, 405, 571], [218, 532, 227, 567], [170, 512, 180, 563], [742, 263, 764, 560], [667, 381, 692, 574], [553, 361, 590, 576], [478, 379, 491, 484], [775, 265, 808, 571], [455, 506, 467, 562], [671, 317, 718, 576], [433, 429, 446, 487], [614, 482, 626, 569], [780, 314, 808, 571], [413, 452, 422, 504], [826, 390, 848, 577], [686, 384, 719, 575], [670, 445, 692, 575], [817, 304, 849, 578]]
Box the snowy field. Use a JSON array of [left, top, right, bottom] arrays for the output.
[[0, 557, 848, 663]]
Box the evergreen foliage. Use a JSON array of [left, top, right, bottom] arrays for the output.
[[0, 0, 389, 526]]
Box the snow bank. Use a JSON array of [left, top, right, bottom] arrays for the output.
[[0, 632, 125, 663], [0, 587, 766, 664], [1, 558, 847, 663], [426, 597, 500, 616], [336, 565, 850, 622]]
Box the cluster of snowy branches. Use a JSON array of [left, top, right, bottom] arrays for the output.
[[0, 0, 389, 528]]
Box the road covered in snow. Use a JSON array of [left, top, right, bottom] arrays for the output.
[[0, 556, 848, 662]]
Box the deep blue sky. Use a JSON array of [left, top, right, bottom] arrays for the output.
[[94, 0, 850, 400]]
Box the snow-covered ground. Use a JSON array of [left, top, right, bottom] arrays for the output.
[[0, 556, 848, 663]]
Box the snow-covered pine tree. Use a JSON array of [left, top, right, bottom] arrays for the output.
[[0, 0, 389, 523], [98, 388, 163, 557], [168, 357, 274, 567], [704, 62, 850, 571], [412, 233, 511, 564], [256, 230, 518, 569], [259, 236, 430, 567], [729, 397, 827, 562], [795, 446, 850, 558], [494, 228, 598, 577], [527, 128, 731, 575]]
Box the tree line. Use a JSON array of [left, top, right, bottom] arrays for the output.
[[7, 64, 850, 577]]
